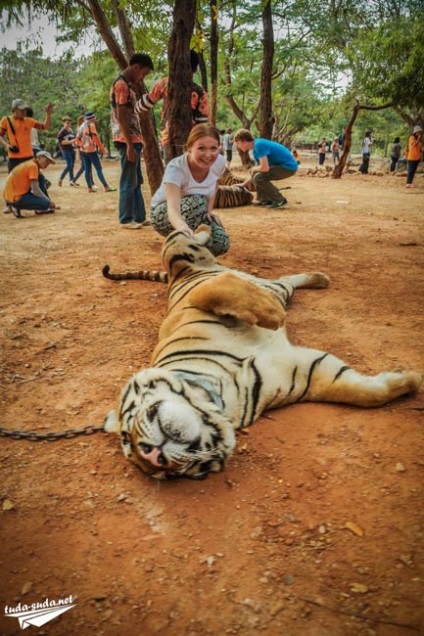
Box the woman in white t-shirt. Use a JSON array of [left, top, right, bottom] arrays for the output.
[[150, 124, 230, 256]]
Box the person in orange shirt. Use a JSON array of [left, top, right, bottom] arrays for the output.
[[0, 98, 54, 172], [110, 53, 154, 228], [2, 151, 58, 218], [406, 125, 423, 188], [75, 112, 116, 193]]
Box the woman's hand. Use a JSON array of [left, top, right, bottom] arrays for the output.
[[177, 222, 194, 237], [206, 211, 223, 226]]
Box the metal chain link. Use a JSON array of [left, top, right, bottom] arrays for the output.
[[0, 424, 106, 442]]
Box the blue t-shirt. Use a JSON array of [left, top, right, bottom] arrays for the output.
[[253, 138, 298, 171]]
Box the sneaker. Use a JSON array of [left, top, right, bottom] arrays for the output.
[[105, 187, 117, 192], [88, 188, 96, 193], [91, 185, 98, 191], [266, 201, 290, 209], [121, 221, 142, 230], [11, 206, 22, 218], [405, 183, 415, 189], [3, 205, 12, 214], [70, 181, 80, 187], [252, 201, 271, 207], [141, 220, 151, 226]]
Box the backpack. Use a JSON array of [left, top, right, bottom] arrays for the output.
[[76, 123, 94, 151]]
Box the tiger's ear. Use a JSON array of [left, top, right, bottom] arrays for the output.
[[104, 410, 120, 434], [194, 224, 212, 245], [188, 272, 286, 330]]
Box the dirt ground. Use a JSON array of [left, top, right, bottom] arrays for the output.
[[0, 156, 423, 636]]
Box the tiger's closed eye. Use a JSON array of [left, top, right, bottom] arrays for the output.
[[147, 404, 159, 419], [139, 442, 153, 454]]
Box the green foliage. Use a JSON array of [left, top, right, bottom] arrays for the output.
[[1, 0, 422, 150]]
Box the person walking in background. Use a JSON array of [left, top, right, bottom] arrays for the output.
[[317, 138, 327, 166], [72, 115, 86, 186], [389, 137, 402, 173], [223, 128, 234, 169], [292, 146, 301, 165], [2, 151, 58, 218], [338, 126, 347, 151], [330, 138, 340, 164], [110, 53, 154, 229], [150, 124, 229, 256], [75, 112, 115, 193], [0, 99, 54, 172], [57, 116, 78, 187], [135, 50, 208, 165], [233, 129, 298, 208], [359, 130, 372, 174], [25, 107, 43, 156], [405, 125, 423, 188]]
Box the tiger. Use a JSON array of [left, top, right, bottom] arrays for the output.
[[214, 168, 291, 209], [214, 168, 255, 209], [104, 225, 422, 480]]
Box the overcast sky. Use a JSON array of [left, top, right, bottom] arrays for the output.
[[1, 13, 93, 58]]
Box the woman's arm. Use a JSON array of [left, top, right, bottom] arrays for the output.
[[165, 183, 194, 236]]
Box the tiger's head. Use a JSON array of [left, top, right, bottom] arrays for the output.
[[104, 368, 236, 480]]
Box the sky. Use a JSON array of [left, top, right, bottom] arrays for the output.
[[0, 13, 93, 58]]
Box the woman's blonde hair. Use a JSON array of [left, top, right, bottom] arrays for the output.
[[185, 124, 221, 150]]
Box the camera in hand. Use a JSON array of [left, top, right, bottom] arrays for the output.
[[9, 145, 19, 153]]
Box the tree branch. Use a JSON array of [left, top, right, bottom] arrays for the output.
[[86, 0, 127, 69]]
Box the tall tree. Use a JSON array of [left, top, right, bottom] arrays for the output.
[[209, 0, 219, 125], [167, 0, 197, 160], [258, 0, 274, 138]]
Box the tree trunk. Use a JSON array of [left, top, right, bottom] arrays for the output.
[[209, 0, 219, 125], [259, 0, 274, 139], [333, 101, 395, 179], [87, 0, 163, 194], [167, 0, 197, 160]]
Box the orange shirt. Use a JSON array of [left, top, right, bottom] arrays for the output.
[[2, 159, 39, 202], [407, 134, 423, 161], [110, 75, 142, 144], [0, 116, 45, 159], [75, 122, 106, 154]]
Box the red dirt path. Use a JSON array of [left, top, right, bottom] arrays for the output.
[[1, 159, 423, 636]]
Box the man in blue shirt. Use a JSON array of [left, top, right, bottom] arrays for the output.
[[234, 129, 298, 208]]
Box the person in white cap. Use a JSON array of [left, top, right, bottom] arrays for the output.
[[2, 152, 59, 218], [0, 99, 54, 173], [406, 124, 423, 188]]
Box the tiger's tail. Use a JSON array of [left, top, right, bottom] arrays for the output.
[[102, 265, 168, 283]]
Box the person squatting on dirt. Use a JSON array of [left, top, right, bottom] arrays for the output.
[[134, 50, 209, 165], [150, 124, 230, 256], [2, 151, 59, 218], [110, 53, 154, 229], [233, 129, 298, 208]]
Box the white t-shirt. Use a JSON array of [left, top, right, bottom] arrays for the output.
[[363, 137, 372, 153], [151, 153, 226, 208]]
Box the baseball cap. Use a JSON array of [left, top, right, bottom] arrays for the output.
[[35, 150, 56, 164], [12, 99, 29, 110], [84, 112, 96, 121]]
